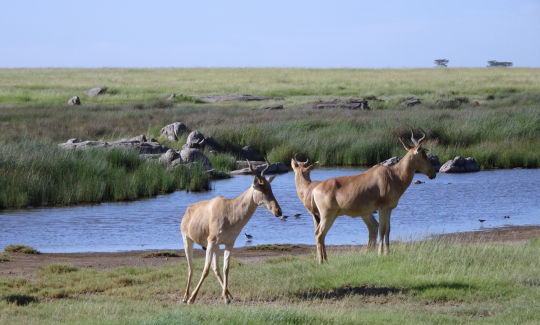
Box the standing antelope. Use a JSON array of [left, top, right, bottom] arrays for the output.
[[312, 132, 436, 263], [291, 156, 379, 250], [180, 161, 282, 304]]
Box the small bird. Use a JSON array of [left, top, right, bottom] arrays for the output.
[[244, 233, 253, 240], [478, 219, 486, 223], [504, 215, 510, 219], [280, 215, 289, 221], [294, 213, 301, 218]]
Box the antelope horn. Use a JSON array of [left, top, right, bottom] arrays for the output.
[[261, 158, 271, 177], [246, 159, 256, 175], [417, 132, 426, 145], [293, 153, 299, 162], [399, 137, 412, 150], [410, 129, 419, 146]]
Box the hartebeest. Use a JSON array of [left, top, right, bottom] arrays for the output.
[[291, 156, 379, 249], [312, 132, 436, 262], [180, 161, 282, 304]]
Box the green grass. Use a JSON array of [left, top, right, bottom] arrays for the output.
[[0, 68, 539, 208], [0, 239, 538, 324], [246, 244, 301, 251], [0, 253, 11, 262], [0, 143, 209, 209], [4, 245, 40, 255]]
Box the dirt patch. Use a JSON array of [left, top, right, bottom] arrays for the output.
[[1, 226, 537, 279]]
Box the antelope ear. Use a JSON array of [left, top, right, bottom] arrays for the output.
[[266, 175, 277, 183]]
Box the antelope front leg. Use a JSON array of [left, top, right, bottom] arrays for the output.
[[187, 241, 216, 304], [222, 245, 234, 304], [315, 214, 337, 263]]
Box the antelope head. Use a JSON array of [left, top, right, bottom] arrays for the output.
[[247, 160, 282, 217], [291, 154, 319, 181], [398, 131, 436, 179]]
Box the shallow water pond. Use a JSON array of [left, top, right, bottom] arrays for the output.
[[1, 169, 539, 252]]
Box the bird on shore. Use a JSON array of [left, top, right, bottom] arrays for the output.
[[244, 233, 253, 240], [294, 213, 301, 218], [280, 215, 289, 221], [478, 219, 486, 223]]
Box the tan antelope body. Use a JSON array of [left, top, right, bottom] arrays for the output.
[[291, 157, 379, 250], [312, 132, 436, 262], [180, 161, 282, 304]]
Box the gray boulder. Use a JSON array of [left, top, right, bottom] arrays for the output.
[[402, 97, 421, 106], [180, 148, 212, 170], [241, 146, 259, 160], [160, 122, 190, 141], [439, 156, 480, 173], [185, 130, 205, 149], [379, 156, 401, 167], [67, 96, 81, 105], [59, 136, 169, 154], [263, 104, 284, 110], [197, 94, 283, 103], [84, 87, 106, 97], [159, 149, 181, 164], [297, 99, 370, 110]]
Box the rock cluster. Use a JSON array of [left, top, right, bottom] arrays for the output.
[[58, 135, 169, 154], [160, 122, 190, 141]]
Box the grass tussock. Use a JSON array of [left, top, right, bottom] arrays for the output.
[[0, 240, 538, 323], [4, 245, 40, 255], [0, 253, 11, 262], [38, 264, 79, 275], [141, 251, 181, 258]]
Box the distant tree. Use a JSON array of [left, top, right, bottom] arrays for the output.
[[434, 59, 449, 67], [487, 60, 513, 67]]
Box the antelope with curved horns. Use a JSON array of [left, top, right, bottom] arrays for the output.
[[180, 160, 282, 304], [312, 131, 436, 262], [291, 155, 379, 251]]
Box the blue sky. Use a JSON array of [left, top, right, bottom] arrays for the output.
[[1, 0, 539, 68]]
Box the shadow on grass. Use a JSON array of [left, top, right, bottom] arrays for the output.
[[295, 285, 405, 300], [295, 282, 474, 301], [2, 294, 38, 306]]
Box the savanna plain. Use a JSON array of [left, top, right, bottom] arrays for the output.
[[1, 68, 539, 324]]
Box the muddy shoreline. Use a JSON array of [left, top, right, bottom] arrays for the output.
[[1, 225, 538, 279]]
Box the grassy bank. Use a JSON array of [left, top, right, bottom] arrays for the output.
[[0, 68, 539, 208], [0, 143, 209, 209], [1, 239, 538, 324]]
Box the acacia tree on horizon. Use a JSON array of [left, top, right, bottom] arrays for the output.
[[434, 59, 449, 67]]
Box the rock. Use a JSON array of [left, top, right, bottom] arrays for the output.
[[297, 99, 370, 110], [180, 148, 212, 170], [241, 146, 259, 161], [160, 122, 190, 141], [167, 93, 177, 101], [439, 156, 480, 173], [379, 156, 401, 167], [185, 130, 205, 149], [427, 154, 442, 172], [130, 134, 147, 143], [67, 96, 81, 105], [435, 97, 469, 109], [84, 87, 107, 97], [159, 149, 181, 164], [402, 97, 421, 106], [197, 94, 283, 103], [230, 162, 288, 175], [59, 137, 169, 154], [263, 104, 284, 110]]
